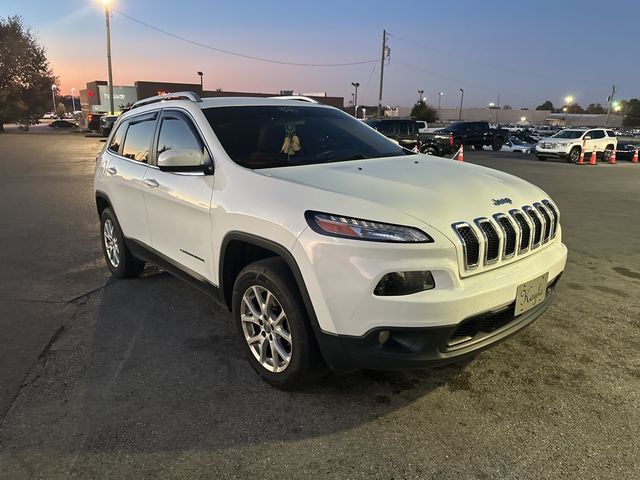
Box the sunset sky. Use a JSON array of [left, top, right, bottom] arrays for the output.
[[2, 0, 638, 108]]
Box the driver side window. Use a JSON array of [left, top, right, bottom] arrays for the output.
[[156, 115, 209, 165]]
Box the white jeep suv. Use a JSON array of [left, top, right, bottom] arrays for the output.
[[535, 128, 617, 163], [94, 92, 567, 388]]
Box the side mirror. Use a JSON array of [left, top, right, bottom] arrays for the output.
[[583, 135, 592, 140], [157, 147, 205, 171]]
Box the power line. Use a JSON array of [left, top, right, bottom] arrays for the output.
[[112, 9, 378, 67]]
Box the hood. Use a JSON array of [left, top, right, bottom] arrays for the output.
[[259, 155, 547, 233]]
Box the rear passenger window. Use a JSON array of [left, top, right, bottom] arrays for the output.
[[606, 130, 616, 137], [122, 119, 156, 163], [108, 123, 126, 154], [589, 130, 605, 139]]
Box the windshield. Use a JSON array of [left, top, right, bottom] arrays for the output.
[[552, 130, 585, 139], [203, 106, 408, 169]]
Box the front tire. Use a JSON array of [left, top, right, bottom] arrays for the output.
[[232, 257, 323, 389], [100, 208, 145, 278], [492, 139, 504, 151], [568, 146, 581, 163]]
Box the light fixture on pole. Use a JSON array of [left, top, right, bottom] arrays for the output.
[[197, 71, 204, 91], [51, 85, 57, 113], [418, 89, 424, 104], [351, 82, 360, 116], [102, 0, 115, 115], [458, 88, 464, 121], [438, 92, 444, 110]]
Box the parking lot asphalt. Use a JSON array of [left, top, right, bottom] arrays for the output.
[[1, 133, 639, 479]]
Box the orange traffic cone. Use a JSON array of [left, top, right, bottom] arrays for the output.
[[578, 148, 585, 165], [608, 148, 616, 164], [589, 150, 597, 165], [457, 145, 464, 162], [632, 149, 639, 163]]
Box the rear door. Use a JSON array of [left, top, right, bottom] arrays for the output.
[[588, 129, 606, 154], [143, 109, 215, 280], [101, 113, 157, 245]]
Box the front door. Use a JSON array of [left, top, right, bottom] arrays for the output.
[[143, 110, 215, 281]]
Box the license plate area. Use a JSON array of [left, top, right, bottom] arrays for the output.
[[515, 272, 549, 316]]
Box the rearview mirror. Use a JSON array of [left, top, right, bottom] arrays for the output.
[[157, 147, 205, 171]]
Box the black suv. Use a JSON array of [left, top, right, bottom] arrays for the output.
[[365, 118, 455, 156]]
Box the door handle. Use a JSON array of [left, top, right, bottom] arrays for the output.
[[106, 167, 117, 175], [144, 178, 160, 188]]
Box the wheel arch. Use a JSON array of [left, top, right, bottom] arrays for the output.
[[95, 191, 112, 217], [219, 232, 319, 327]]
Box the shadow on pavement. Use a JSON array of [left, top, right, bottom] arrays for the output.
[[10, 268, 470, 456]]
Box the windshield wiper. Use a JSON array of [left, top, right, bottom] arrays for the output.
[[325, 154, 375, 163]]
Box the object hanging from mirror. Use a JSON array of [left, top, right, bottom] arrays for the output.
[[281, 124, 301, 156]]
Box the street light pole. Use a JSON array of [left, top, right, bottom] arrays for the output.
[[418, 90, 424, 104], [438, 92, 443, 111], [197, 71, 204, 92], [458, 88, 464, 121], [351, 82, 359, 116], [103, 0, 115, 115], [51, 85, 57, 113], [71, 88, 77, 112]]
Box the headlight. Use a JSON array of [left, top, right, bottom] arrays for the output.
[[305, 211, 433, 243]]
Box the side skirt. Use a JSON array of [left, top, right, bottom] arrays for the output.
[[125, 238, 223, 305]]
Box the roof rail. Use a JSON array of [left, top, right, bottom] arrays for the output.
[[132, 91, 202, 109], [269, 95, 320, 104]]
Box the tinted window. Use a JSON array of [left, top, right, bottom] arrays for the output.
[[416, 121, 426, 129], [122, 119, 156, 163], [157, 117, 206, 163], [108, 123, 126, 154], [606, 130, 616, 137], [203, 106, 407, 169], [553, 130, 585, 139], [377, 122, 396, 135], [589, 130, 605, 139]]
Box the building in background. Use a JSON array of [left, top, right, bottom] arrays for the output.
[[80, 80, 344, 122]]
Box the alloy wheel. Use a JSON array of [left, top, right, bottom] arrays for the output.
[[103, 219, 120, 268], [240, 285, 292, 373]]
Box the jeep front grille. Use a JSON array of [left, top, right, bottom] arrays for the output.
[[452, 199, 559, 273]]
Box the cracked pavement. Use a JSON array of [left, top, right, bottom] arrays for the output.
[[0, 134, 639, 479]]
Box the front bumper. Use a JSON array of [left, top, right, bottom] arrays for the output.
[[535, 146, 570, 158], [314, 273, 562, 372]]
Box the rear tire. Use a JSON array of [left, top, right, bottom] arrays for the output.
[[100, 208, 145, 278], [232, 257, 324, 390], [422, 146, 438, 155], [492, 139, 504, 151]]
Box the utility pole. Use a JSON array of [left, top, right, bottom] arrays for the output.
[[605, 84, 616, 128], [377, 30, 388, 117], [458, 88, 464, 121], [104, 1, 115, 115], [496, 92, 500, 124]]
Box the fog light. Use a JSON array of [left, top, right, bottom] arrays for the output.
[[378, 330, 390, 345], [373, 271, 435, 296]]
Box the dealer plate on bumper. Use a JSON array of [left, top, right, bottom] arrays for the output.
[[515, 272, 549, 316]]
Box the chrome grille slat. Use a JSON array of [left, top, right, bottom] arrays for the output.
[[534, 202, 552, 244], [453, 199, 559, 273], [452, 223, 480, 270], [542, 200, 559, 239], [493, 213, 517, 259], [523, 206, 543, 249], [475, 218, 501, 265]]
